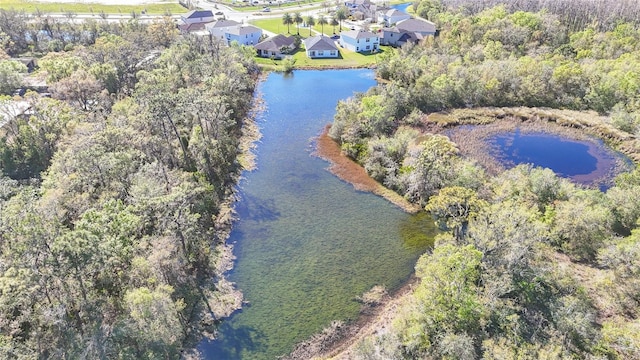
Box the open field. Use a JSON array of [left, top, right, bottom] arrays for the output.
[[0, 0, 186, 14]]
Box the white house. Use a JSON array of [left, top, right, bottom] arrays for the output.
[[206, 19, 241, 42], [377, 9, 411, 26], [303, 35, 339, 58], [181, 9, 215, 25], [226, 25, 263, 46], [339, 30, 379, 53]]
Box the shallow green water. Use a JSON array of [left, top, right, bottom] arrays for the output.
[[201, 69, 436, 359]]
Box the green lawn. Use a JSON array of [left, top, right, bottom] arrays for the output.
[[251, 17, 345, 37], [219, 0, 325, 12], [0, 0, 186, 14], [255, 45, 392, 70]]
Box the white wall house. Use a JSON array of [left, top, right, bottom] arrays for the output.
[[377, 9, 411, 26], [304, 35, 339, 58], [181, 10, 215, 25], [226, 25, 263, 46], [206, 19, 242, 42], [339, 30, 379, 53]]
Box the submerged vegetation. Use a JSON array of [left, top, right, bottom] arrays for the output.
[[0, 13, 258, 358], [326, 0, 640, 358]]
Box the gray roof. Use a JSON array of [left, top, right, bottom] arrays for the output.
[[184, 10, 214, 19], [255, 35, 295, 51], [385, 9, 407, 17], [396, 18, 436, 33], [304, 35, 338, 51], [206, 19, 241, 29], [340, 30, 378, 40], [227, 25, 262, 36]]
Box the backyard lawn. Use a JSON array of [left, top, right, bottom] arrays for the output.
[[0, 0, 185, 14], [255, 45, 393, 69]]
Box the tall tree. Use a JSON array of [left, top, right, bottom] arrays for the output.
[[306, 15, 316, 36], [335, 6, 348, 31], [293, 12, 303, 35], [317, 15, 328, 35], [282, 12, 293, 34]]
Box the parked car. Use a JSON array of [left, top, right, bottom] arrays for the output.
[[262, 7, 271, 11], [215, 11, 223, 15]]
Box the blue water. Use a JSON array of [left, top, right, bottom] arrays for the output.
[[490, 130, 628, 188], [200, 69, 436, 359], [391, 2, 411, 13]]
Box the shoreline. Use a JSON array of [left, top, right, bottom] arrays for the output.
[[314, 124, 422, 213]]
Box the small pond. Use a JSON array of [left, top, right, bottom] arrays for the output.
[[489, 129, 630, 189], [391, 2, 412, 13], [199, 69, 437, 359]]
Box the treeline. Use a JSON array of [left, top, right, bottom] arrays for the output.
[[328, 3, 640, 359], [0, 17, 259, 359], [353, 166, 640, 359], [420, 0, 640, 31], [332, 6, 640, 176]]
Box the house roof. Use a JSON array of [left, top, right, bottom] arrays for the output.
[[184, 9, 214, 19], [255, 35, 295, 51], [385, 9, 408, 17], [340, 30, 378, 40], [227, 25, 262, 36], [179, 22, 207, 33], [304, 35, 338, 51], [206, 19, 241, 29], [396, 18, 436, 33]]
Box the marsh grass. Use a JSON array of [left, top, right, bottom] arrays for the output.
[[426, 107, 640, 163]]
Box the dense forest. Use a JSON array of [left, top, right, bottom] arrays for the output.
[[329, 0, 640, 358], [0, 11, 259, 358]]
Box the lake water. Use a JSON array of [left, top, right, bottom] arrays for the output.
[[199, 69, 437, 359], [490, 129, 629, 189], [391, 2, 411, 13]]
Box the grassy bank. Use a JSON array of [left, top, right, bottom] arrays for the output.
[[0, 0, 185, 14]]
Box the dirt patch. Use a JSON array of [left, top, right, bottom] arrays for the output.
[[314, 125, 421, 213]]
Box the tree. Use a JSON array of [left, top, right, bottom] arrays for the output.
[[425, 186, 487, 242], [282, 12, 293, 34], [330, 16, 339, 34], [335, 6, 348, 31], [0, 60, 26, 95], [317, 15, 328, 35], [50, 69, 104, 111], [293, 12, 303, 35], [306, 15, 316, 36]]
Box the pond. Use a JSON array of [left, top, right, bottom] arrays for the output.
[[489, 129, 630, 189], [391, 2, 412, 13], [199, 69, 437, 359]]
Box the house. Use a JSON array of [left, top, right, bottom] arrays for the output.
[[303, 35, 339, 58], [181, 9, 215, 25], [255, 35, 296, 59], [225, 25, 263, 46], [396, 18, 436, 37], [179, 22, 208, 33], [379, 26, 418, 46], [339, 30, 379, 53], [206, 19, 241, 42], [379, 18, 437, 47], [377, 9, 411, 26], [345, 0, 377, 20]]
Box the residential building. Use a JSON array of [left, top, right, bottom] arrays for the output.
[[303, 35, 339, 58], [225, 25, 263, 46], [377, 9, 411, 26], [206, 19, 242, 42], [339, 30, 379, 52], [180, 9, 215, 25], [255, 34, 296, 59], [396, 18, 436, 36]]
